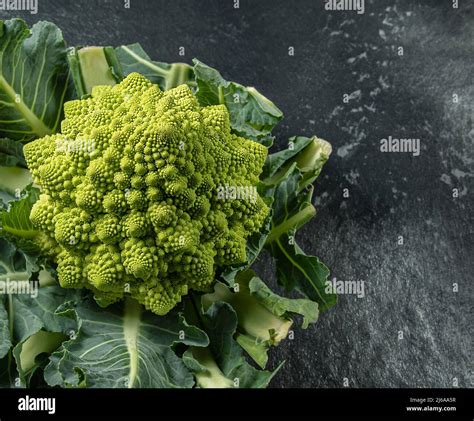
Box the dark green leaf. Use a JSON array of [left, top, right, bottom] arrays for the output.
[[0, 237, 38, 285], [115, 44, 194, 91], [44, 297, 208, 388], [0, 19, 73, 141], [0, 165, 31, 197], [265, 165, 316, 244], [193, 59, 283, 145], [0, 138, 26, 167], [248, 276, 318, 329], [0, 355, 13, 387], [11, 286, 78, 385], [234, 333, 268, 369], [268, 233, 336, 312], [205, 270, 318, 368], [12, 330, 66, 386], [263, 136, 313, 178], [0, 238, 75, 386], [262, 135, 332, 190], [184, 300, 280, 388], [0, 185, 39, 241], [261, 136, 335, 312], [11, 286, 77, 344], [0, 295, 11, 358]]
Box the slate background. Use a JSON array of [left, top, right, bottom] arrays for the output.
[[3, 0, 472, 388]]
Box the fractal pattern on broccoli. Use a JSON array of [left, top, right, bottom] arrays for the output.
[[24, 73, 269, 315]]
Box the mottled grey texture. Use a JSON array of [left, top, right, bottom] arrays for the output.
[[2, 0, 472, 388]]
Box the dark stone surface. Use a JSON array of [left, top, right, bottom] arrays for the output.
[[3, 0, 472, 388]]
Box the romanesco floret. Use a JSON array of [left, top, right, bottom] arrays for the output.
[[24, 72, 269, 315]]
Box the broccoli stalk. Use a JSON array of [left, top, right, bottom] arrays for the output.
[[202, 271, 293, 345], [115, 44, 195, 91], [293, 136, 332, 189], [187, 346, 234, 389], [68, 46, 121, 97], [158, 62, 194, 90], [262, 136, 332, 190], [68, 45, 194, 97]]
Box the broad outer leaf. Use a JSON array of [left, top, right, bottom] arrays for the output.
[[11, 286, 78, 385], [0, 165, 31, 197], [265, 165, 316, 244], [248, 276, 318, 329], [235, 333, 268, 369], [262, 141, 336, 312], [10, 287, 77, 344], [268, 233, 336, 312], [193, 59, 283, 145], [115, 44, 194, 91], [0, 19, 72, 141], [262, 136, 314, 180], [0, 238, 76, 385], [0, 237, 38, 285], [0, 295, 11, 358], [0, 138, 26, 167], [0, 355, 13, 387], [210, 271, 318, 368], [184, 301, 279, 388], [0, 185, 39, 240], [222, 138, 327, 285], [14, 330, 66, 383], [262, 136, 332, 191], [44, 297, 208, 388]]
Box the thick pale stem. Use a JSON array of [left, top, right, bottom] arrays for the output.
[[77, 47, 117, 94], [265, 204, 316, 244], [123, 297, 142, 389], [0, 75, 52, 137], [203, 281, 292, 345], [190, 346, 234, 388]]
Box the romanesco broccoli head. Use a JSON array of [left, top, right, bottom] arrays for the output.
[[24, 72, 269, 315]]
